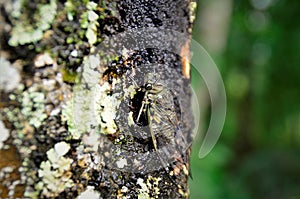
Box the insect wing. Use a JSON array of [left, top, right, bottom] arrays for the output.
[[149, 87, 178, 148], [150, 87, 189, 162]]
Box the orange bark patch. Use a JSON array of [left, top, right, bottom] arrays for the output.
[[180, 39, 191, 79], [0, 145, 24, 198]]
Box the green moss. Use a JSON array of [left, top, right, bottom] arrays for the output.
[[61, 68, 80, 84]]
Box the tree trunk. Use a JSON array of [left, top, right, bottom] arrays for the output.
[[0, 0, 195, 198]]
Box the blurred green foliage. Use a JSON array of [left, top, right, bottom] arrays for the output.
[[190, 0, 300, 198]]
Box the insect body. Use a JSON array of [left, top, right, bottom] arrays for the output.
[[130, 73, 178, 152], [127, 73, 191, 184]]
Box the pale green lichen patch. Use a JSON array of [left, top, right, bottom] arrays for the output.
[[62, 87, 99, 139], [62, 54, 122, 137], [35, 142, 74, 198], [61, 84, 104, 139], [64, 0, 77, 21], [82, 54, 101, 85], [80, 2, 99, 45], [61, 55, 100, 138], [116, 157, 127, 169], [78, 186, 101, 199], [9, 0, 57, 46], [5, 85, 47, 139], [21, 89, 47, 129], [189, 2, 197, 23], [61, 99, 82, 139], [94, 83, 121, 134]]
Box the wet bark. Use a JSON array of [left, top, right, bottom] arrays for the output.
[[0, 0, 194, 198]]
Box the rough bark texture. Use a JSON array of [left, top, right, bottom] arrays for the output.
[[0, 0, 195, 198]]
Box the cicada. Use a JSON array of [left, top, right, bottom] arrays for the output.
[[130, 73, 186, 168]]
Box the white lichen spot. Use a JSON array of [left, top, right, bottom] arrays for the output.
[[127, 112, 134, 126], [86, 27, 97, 45], [88, 10, 98, 21], [43, 79, 56, 91], [121, 186, 129, 193], [82, 55, 101, 85], [116, 158, 127, 169], [82, 131, 100, 151], [0, 57, 21, 92], [86, 2, 98, 10], [70, 50, 78, 57], [78, 186, 101, 199], [137, 178, 150, 199], [104, 151, 110, 157], [0, 120, 9, 149], [34, 53, 54, 67], [54, 141, 71, 157], [121, 48, 129, 57]]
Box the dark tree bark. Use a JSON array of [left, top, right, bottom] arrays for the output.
[[0, 0, 195, 198]]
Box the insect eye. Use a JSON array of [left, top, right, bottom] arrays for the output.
[[145, 83, 152, 90]]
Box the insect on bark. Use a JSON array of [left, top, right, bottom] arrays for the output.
[[130, 73, 183, 168], [130, 73, 191, 184]]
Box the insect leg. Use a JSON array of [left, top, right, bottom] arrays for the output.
[[136, 100, 146, 124], [147, 106, 158, 151]]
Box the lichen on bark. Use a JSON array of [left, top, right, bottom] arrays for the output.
[[0, 0, 195, 198]]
